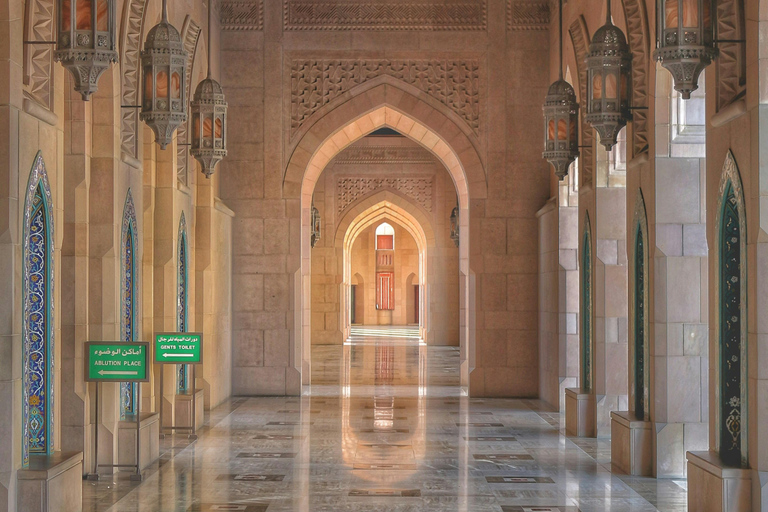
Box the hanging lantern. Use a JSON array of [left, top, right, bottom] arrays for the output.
[[191, 0, 228, 178], [543, 0, 579, 181], [54, 0, 118, 100], [586, 0, 632, 151], [450, 206, 459, 247], [311, 204, 321, 248], [654, 0, 716, 99], [139, 0, 187, 150]]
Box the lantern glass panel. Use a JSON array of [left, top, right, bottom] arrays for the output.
[[76, 0, 92, 30], [548, 119, 555, 141], [665, 0, 678, 27], [569, 117, 577, 144], [203, 115, 212, 138], [557, 119, 567, 140], [97, 0, 108, 30], [592, 73, 602, 100], [144, 71, 153, 102], [215, 117, 223, 138], [621, 72, 628, 101], [192, 114, 200, 146], [157, 71, 168, 99], [703, 0, 712, 42], [605, 73, 617, 99], [682, 0, 698, 26], [62, 0, 72, 30], [171, 72, 181, 99]]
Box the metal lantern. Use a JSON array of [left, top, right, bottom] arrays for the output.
[[190, 0, 228, 178], [139, 0, 187, 150], [311, 204, 321, 248], [543, 0, 579, 181], [586, 0, 632, 151], [654, 0, 716, 99], [54, 0, 118, 100], [450, 206, 459, 247]]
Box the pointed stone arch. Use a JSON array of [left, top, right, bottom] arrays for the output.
[[619, 0, 650, 156], [120, 0, 151, 163]]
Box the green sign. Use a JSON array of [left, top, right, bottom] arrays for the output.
[[155, 332, 203, 364], [85, 342, 149, 382]]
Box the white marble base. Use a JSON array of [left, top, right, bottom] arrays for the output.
[[610, 411, 652, 476], [687, 451, 751, 512], [17, 451, 83, 512], [564, 388, 595, 437], [174, 389, 204, 432], [118, 412, 160, 472]]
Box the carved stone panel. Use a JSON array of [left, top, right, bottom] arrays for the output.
[[177, 18, 201, 185], [23, 0, 55, 110], [715, 0, 746, 111], [221, 0, 264, 30], [290, 59, 480, 137], [569, 17, 593, 187], [335, 146, 436, 165], [506, 0, 549, 31], [120, 0, 149, 160], [620, 0, 649, 156], [284, 1, 486, 31], [337, 177, 434, 215]]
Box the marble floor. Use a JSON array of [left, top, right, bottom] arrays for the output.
[[84, 326, 688, 512]]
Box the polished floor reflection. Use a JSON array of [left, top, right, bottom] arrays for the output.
[[84, 327, 687, 511]]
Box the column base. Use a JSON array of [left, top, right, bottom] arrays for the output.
[[564, 388, 595, 437], [118, 412, 160, 472], [174, 389, 204, 432], [17, 452, 83, 512], [610, 411, 652, 476], [687, 451, 751, 512]]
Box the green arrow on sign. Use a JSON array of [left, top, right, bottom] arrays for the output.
[[98, 370, 139, 376], [85, 342, 149, 382], [155, 332, 203, 364]]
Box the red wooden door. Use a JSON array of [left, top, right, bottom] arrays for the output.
[[376, 272, 394, 310]]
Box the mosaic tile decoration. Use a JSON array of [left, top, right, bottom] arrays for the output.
[[216, 474, 286, 482], [120, 190, 139, 419], [177, 213, 189, 392], [22, 153, 54, 465]]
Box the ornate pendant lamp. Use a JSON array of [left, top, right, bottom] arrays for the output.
[[191, 0, 228, 178], [450, 206, 460, 247], [139, 0, 188, 149], [542, 0, 580, 181], [54, 0, 118, 100], [585, 0, 632, 151], [311, 203, 321, 248], [654, 0, 716, 99]]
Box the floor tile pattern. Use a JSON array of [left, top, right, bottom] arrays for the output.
[[83, 327, 687, 512]]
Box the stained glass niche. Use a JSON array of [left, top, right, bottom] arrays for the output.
[[120, 192, 138, 419], [581, 219, 592, 392], [634, 223, 646, 418], [23, 154, 54, 466], [719, 181, 745, 467], [177, 214, 189, 392]]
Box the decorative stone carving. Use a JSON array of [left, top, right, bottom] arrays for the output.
[[507, 0, 549, 31], [284, 1, 486, 31], [337, 177, 434, 215], [715, 0, 746, 111], [335, 146, 436, 165], [291, 59, 480, 137], [121, 0, 150, 161], [620, 0, 649, 156], [177, 18, 202, 185], [569, 17, 593, 187], [23, 0, 55, 110], [221, 0, 264, 30]]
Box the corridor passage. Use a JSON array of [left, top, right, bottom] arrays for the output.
[[84, 328, 687, 512]]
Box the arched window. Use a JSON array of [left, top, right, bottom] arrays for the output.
[[177, 213, 189, 392], [632, 191, 649, 420], [717, 152, 747, 467], [375, 222, 395, 250], [120, 191, 139, 418], [22, 153, 55, 466], [581, 215, 592, 392]]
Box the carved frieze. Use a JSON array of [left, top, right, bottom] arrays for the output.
[[507, 0, 549, 31], [620, 0, 649, 156], [284, 1, 486, 31], [334, 145, 436, 165], [221, 0, 264, 30], [177, 18, 201, 185], [120, 0, 149, 160], [23, 0, 55, 110], [715, 0, 746, 111], [337, 177, 434, 215], [291, 59, 480, 137], [569, 17, 593, 187]]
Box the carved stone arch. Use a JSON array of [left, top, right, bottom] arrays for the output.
[[630, 188, 650, 420], [714, 150, 748, 467], [568, 16, 593, 187], [715, 0, 746, 110], [177, 16, 203, 185], [620, 0, 649, 156], [120, 0, 150, 162], [22, 0, 55, 109]]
